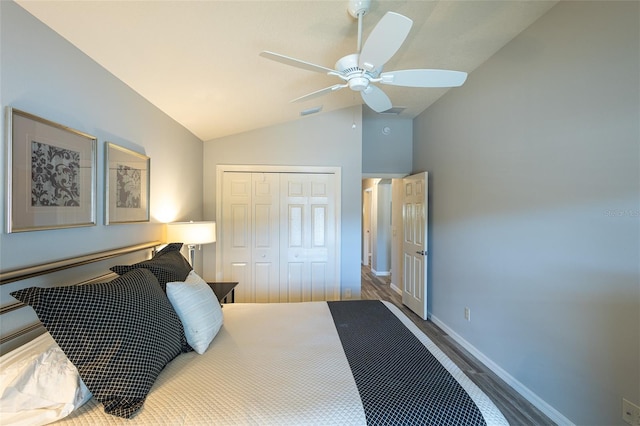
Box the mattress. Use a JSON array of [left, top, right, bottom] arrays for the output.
[[54, 301, 508, 425]]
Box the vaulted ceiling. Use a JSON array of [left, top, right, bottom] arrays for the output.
[[16, 1, 557, 141]]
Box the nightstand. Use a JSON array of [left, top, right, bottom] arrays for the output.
[[207, 282, 238, 304]]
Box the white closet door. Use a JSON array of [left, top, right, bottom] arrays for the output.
[[280, 174, 338, 302], [221, 170, 338, 303], [251, 173, 280, 302], [222, 172, 279, 302], [222, 172, 252, 302]]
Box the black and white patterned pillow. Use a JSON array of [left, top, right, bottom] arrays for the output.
[[11, 268, 189, 419], [110, 243, 192, 290]]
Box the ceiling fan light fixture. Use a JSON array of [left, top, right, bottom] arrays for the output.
[[348, 77, 369, 91]]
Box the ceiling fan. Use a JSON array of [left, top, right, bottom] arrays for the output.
[[259, 0, 468, 113]]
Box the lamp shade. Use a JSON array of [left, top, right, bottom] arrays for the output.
[[166, 221, 216, 245]]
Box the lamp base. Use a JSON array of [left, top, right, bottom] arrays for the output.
[[187, 244, 196, 267]]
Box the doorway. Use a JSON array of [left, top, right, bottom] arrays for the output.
[[361, 176, 404, 295]]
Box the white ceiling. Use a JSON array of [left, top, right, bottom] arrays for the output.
[[16, 0, 557, 141]]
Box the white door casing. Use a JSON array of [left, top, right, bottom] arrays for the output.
[[402, 172, 428, 319]]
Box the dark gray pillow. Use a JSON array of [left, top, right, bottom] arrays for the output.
[[110, 243, 191, 290], [11, 268, 189, 419]]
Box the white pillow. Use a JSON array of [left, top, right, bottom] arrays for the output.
[[166, 271, 223, 354], [0, 332, 92, 425]]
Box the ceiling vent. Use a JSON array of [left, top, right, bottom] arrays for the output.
[[300, 106, 323, 116], [380, 106, 406, 115]]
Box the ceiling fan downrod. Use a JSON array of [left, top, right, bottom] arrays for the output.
[[348, 0, 371, 52]]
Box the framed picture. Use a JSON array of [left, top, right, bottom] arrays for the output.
[[7, 107, 97, 233], [105, 142, 150, 224]]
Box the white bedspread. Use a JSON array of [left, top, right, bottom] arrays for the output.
[[56, 302, 366, 425], [54, 300, 507, 425]]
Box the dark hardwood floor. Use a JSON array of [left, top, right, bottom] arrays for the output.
[[360, 265, 555, 426]]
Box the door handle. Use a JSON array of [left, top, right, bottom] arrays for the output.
[[416, 250, 427, 256]]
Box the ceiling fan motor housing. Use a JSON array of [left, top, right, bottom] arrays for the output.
[[335, 53, 381, 91]]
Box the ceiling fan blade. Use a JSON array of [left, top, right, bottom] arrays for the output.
[[291, 84, 346, 103], [380, 69, 468, 87], [260, 51, 335, 74], [360, 85, 393, 112], [359, 12, 412, 72]]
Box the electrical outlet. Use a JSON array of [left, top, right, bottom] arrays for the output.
[[464, 307, 471, 321], [344, 288, 352, 299], [623, 398, 640, 426]]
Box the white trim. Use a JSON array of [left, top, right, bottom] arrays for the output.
[[219, 164, 341, 174], [430, 315, 575, 426], [215, 165, 341, 299], [362, 173, 408, 179], [390, 283, 402, 295], [371, 268, 390, 276]]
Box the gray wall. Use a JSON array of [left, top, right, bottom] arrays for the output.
[[372, 180, 391, 275], [362, 108, 413, 175], [413, 2, 639, 425], [202, 107, 363, 299], [0, 2, 204, 272]]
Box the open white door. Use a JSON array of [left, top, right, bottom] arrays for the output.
[[402, 172, 428, 320]]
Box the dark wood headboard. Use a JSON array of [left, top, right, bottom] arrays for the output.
[[0, 241, 161, 355]]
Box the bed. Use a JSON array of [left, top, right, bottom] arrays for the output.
[[1, 243, 508, 425]]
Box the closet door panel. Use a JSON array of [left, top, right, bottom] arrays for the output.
[[287, 205, 304, 247], [230, 205, 249, 247], [311, 262, 328, 301], [252, 173, 280, 302], [230, 262, 251, 302], [281, 174, 338, 302], [254, 262, 277, 303], [286, 262, 304, 302], [309, 174, 337, 300], [222, 173, 253, 302], [311, 205, 326, 247]]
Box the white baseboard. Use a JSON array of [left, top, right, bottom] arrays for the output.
[[390, 283, 402, 295], [430, 315, 574, 426], [371, 268, 390, 276]]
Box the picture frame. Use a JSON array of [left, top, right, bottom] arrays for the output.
[[105, 142, 150, 225], [6, 107, 97, 233]]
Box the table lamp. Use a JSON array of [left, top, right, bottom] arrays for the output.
[[166, 221, 216, 266]]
